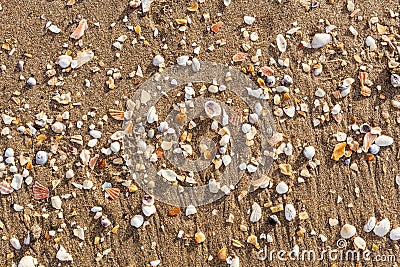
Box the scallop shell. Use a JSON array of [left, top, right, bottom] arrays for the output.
[[311, 33, 332, 48], [362, 132, 377, 152], [142, 204, 156, 216], [33, 181, 49, 200], [70, 19, 88, 39], [204, 101, 222, 118], [373, 218, 390, 237], [0, 181, 13, 194], [340, 224, 356, 239], [105, 187, 120, 200], [109, 109, 125, 121]]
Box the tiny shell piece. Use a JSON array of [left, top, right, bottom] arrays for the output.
[[70, 19, 88, 39], [340, 224, 356, 239]]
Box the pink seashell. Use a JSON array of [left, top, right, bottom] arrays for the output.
[[70, 19, 88, 40], [89, 154, 99, 170], [362, 132, 377, 152], [229, 111, 243, 126], [33, 181, 50, 199], [232, 52, 247, 62], [0, 181, 14, 195], [105, 188, 120, 200], [332, 113, 342, 123]]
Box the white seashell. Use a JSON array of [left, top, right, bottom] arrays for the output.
[[18, 256, 37, 267], [150, 260, 161, 266], [303, 146, 315, 160], [91, 206, 102, 213], [11, 174, 23, 190], [66, 169, 74, 179], [51, 196, 62, 210], [391, 74, 400, 88], [222, 155, 232, 166], [365, 36, 376, 47], [185, 205, 197, 216], [110, 141, 121, 153], [230, 256, 240, 267], [161, 141, 173, 151], [87, 139, 97, 147], [158, 169, 177, 182], [89, 130, 102, 139], [390, 227, 400, 241], [73, 227, 85, 240], [276, 34, 287, 53], [244, 16, 255, 25], [152, 54, 165, 66], [250, 202, 262, 223], [285, 204, 296, 221], [276, 181, 288, 194], [315, 88, 326, 97], [340, 224, 356, 239], [374, 135, 393, 147], [176, 56, 189, 66], [204, 101, 221, 118], [331, 104, 341, 115], [56, 245, 73, 261], [208, 84, 219, 93], [157, 121, 169, 132], [220, 135, 230, 146], [191, 58, 200, 72], [147, 106, 158, 123], [51, 121, 65, 134], [4, 148, 14, 158], [10, 237, 21, 250], [246, 164, 257, 173], [57, 55, 72, 68], [70, 50, 94, 68], [131, 215, 144, 228], [83, 180, 94, 189], [373, 218, 390, 237], [363, 217, 376, 232], [35, 151, 48, 165], [208, 179, 220, 193], [141, 0, 153, 12], [353, 237, 366, 250], [311, 33, 332, 48], [283, 106, 295, 117], [13, 204, 23, 211], [142, 204, 156, 217], [26, 77, 37, 86], [223, 0, 231, 6]]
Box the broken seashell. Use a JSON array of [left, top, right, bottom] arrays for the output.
[[311, 33, 332, 48], [332, 142, 346, 161], [71, 50, 94, 68], [217, 247, 228, 261], [131, 215, 144, 228], [0, 181, 13, 194], [353, 237, 366, 250], [375, 135, 393, 147], [109, 109, 125, 121], [279, 164, 293, 176], [362, 132, 377, 152], [285, 204, 296, 221], [185, 205, 197, 216], [211, 21, 223, 33], [33, 181, 49, 200], [390, 227, 400, 241], [364, 217, 376, 232], [232, 52, 247, 62], [204, 101, 222, 118], [276, 181, 288, 194], [250, 202, 262, 222], [391, 74, 400, 88], [70, 19, 88, 39], [276, 34, 287, 53], [373, 218, 390, 237]]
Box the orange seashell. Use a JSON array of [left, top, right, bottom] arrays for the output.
[[217, 247, 228, 261], [362, 132, 377, 152], [366, 153, 375, 161], [361, 86, 371, 97], [98, 159, 107, 169], [124, 121, 133, 135], [348, 141, 359, 152], [279, 164, 293, 176], [33, 181, 49, 199], [168, 207, 181, 216], [332, 142, 346, 161], [187, 3, 199, 11], [156, 149, 165, 159], [211, 21, 223, 33], [70, 19, 88, 40], [109, 109, 125, 121], [89, 154, 99, 170], [0, 181, 13, 195], [105, 187, 120, 200], [259, 66, 274, 76], [232, 52, 247, 62]]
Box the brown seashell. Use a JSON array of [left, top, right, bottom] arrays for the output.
[[187, 3, 199, 11], [194, 232, 206, 243], [259, 66, 274, 76], [332, 142, 346, 161], [168, 207, 181, 216], [70, 19, 88, 39], [211, 21, 223, 33], [89, 154, 99, 170], [105, 187, 120, 200], [124, 120, 133, 135], [348, 141, 359, 152], [232, 52, 247, 62], [33, 181, 49, 199], [333, 90, 341, 99], [361, 86, 371, 97], [26, 161, 33, 170], [251, 175, 270, 188], [175, 18, 188, 25], [217, 247, 228, 261], [70, 19, 88, 40], [175, 112, 187, 125], [109, 109, 125, 121], [98, 159, 107, 169], [366, 153, 375, 161], [66, 0, 76, 5], [362, 132, 377, 152], [0, 181, 14, 195], [156, 149, 165, 159]]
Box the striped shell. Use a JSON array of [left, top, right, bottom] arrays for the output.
[[33, 181, 49, 199], [89, 154, 99, 170], [0, 181, 14, 195], [109, 109, 125, 121], [105, 188, 120, 200]]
